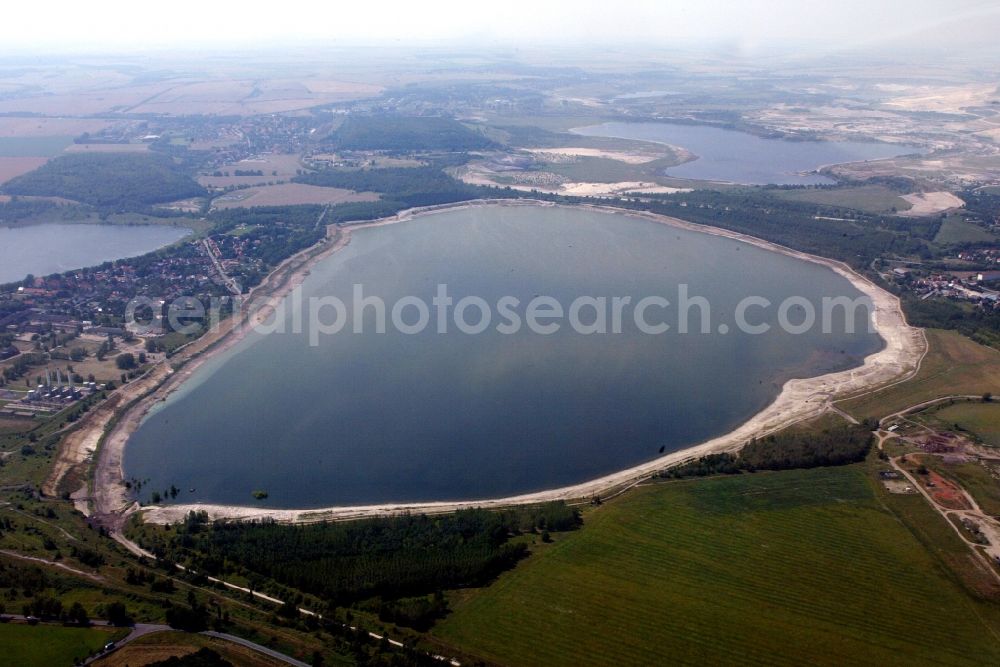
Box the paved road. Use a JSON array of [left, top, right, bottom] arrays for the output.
[[203, 631, 312, 667], [82, 622, 172, 665], [2, 615, 310, 666], [202, 238, 242, 295]]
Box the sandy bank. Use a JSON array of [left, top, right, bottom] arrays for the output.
[[132, 199, 926, 525], [898, 191, 965, 217], [523, 147, 667, 165], [456, 169, 692, 198]]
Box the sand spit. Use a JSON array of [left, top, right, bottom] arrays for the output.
[[523, 147, 666, 165], [127, 199, 926, 525], [456, 167, 692, 198], [559, 182, 692, 197]]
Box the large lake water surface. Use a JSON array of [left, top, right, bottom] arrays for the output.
[[124, 205, 881, 508]]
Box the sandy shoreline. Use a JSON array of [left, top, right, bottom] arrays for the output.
[[74, 198, 924, 525]]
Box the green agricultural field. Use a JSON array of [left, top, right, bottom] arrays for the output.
[[432, 466, 1000, 666], [331, 115, 496, 152], [926, 401, 1000, 448], [0, 623, 127, 667], [839, 329, 1000, 421], [934, 215, 999, 245], [544, 156, 682, 183], [772, 185, 911, 214], [2, 152, 205, 210]]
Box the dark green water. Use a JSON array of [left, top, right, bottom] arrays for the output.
[[124, 205, 881, 508]]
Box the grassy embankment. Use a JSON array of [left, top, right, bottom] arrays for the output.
[[925, 402, 1000, 449], [0, 623, 127, 667], [432, 463, 1000, 666], [933, 214, 999, 246], [772, 184, 912, 214], [839, 329, 1000, 421]]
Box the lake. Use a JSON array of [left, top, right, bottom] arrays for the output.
[[572, 122, 919, 185], [0, 223, 191, 284], [124, 204, 881, 508]]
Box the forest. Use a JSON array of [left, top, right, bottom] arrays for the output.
[[658, 422, 874, 479], [330, 115, 497, 152], [133, 504, 581, 614], [902, 295, 1000, 349], [1, 153, 206, 211], [626, 190, 940, 269], [960, 188, 1000, 225], [293, 162, 506, 209], [0, 197, 60, 224]]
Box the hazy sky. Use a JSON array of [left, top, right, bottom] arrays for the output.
[[3, 0, 998, 53]]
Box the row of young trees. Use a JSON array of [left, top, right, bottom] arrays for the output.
[[0, 197, 59, 224], [627, 190, 940, 270], [902, 296, 1000, 350], [659, 422, 876, 479], [293, 163, 492, 209], [330, 115, 497, 152]]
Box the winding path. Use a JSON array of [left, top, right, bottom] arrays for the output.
[[876, 397, 1000, 582]]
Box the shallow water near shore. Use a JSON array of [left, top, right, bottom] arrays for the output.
[[124, 205, 881, 508], [0, 222, 191, 284]]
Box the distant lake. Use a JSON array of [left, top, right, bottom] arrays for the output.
[[572, 122, 919, 185], [0, 135, 74, 157], [125, 204, 881, 509], [0, 223, 191, 284]]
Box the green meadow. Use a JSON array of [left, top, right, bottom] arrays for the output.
[[0, 623, 126, 667], [433, 465, 1000, 666]]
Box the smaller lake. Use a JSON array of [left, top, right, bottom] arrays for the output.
[[572, 122, 920, 185], [0, 223, 192, 284]]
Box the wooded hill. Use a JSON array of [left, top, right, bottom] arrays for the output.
[[329, 115, 497, 152], [2, 153, 205, 211], [132, 504, 581, 609], [659, 422, 875, 479]]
